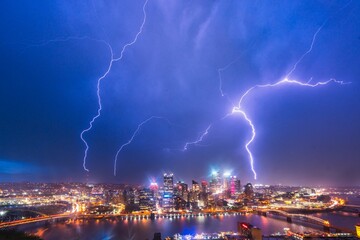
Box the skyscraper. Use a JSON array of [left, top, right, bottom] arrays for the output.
[[174, 181, 188, 200], [244, 183, 254, 198], [139, 188, 155, 211], [149, 182, 160, 212], [230, 176, 241, 198], [162, 173, 174, 211], [192, 180, 200, 192], [210, 171, 222, 194], [201, 180, 208, 193]]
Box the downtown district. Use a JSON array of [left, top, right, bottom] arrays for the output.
[[1, 170, 360, 239]]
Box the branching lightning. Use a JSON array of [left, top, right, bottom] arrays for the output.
[[22, 36, 90, 48], [183, 124, 212, 151], [18, 0, 353, 179], [114, 116, 170, 176], [80, 42, 114, 172], [230, 78, 349, 180], [183, 21, 350, 180], [285, 23, 326, 79], [218, 58, 241, 97], [80, 0, 149, 172]]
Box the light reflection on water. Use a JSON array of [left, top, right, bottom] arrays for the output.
[[19, 214, 324, 240], [311, 211, 359, 231]]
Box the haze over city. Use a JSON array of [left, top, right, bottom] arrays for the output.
[[0, 0, 359, 186]]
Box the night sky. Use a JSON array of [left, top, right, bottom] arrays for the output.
[[0, 1, 359, 186]]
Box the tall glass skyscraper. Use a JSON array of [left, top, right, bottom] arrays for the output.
[[162, 173, 174, 211]]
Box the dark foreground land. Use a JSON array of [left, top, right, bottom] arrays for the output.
[[0, 229, 42, 240]]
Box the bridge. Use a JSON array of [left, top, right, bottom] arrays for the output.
[[0, 211, 246, 229], [258, 209, 329, 225], [257, 209, 355, 234], [344, 204, 360, 208], [2, 208, 356, 234], [342, 204, 360, 216], [0, 213, 74, 229]]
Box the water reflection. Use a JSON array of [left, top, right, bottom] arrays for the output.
[[20, 214, 320, 240]]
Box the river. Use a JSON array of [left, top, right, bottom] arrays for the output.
[[17, 195, 360, 239], [20, 213, 324, 240]]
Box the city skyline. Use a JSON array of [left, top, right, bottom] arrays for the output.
[[0, 1, 359, 186]]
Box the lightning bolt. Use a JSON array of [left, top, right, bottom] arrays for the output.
[[184, 78, 348, 180], [80, 0, 149, 172], [285, 22, 326, 79], [114, 116, 171, 176], [21, 36, 90, 48], [183, 124, 212, 151], [218, 58, 240, 97], [183, 20, 350, 180], [231, 78, 349, 180], [80, 41, 114, 172], [218, 40, 259, 98]]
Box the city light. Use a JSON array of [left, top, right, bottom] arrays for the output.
[[0, 1, 358, 239]]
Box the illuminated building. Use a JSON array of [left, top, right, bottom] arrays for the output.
[[199, 180, 209, 207], [223, 172, 231, 191], [91, 186, 104, 196], [201, 180, 208, 193], [230, 176, 241, 198], [192, 180, 200, 192], [139, 188, 155, 211], [150, 182, 159, 192], [173, 181, 189, 210], [198, 192, 209, 208], [238, 222, 262, 240], [174, 181, 188, 199], [210, 171, 222, 194], [356, 224, 360, 238], [300, 188, 316, 196], [162, 173, 174, 211], [149, 182, 160, 211], [244, 183, 254, 198], [123, 187, 138, 205], [174, 196, 187, 210], [189, 189, 199, 209], [104, 189, 115, 204]]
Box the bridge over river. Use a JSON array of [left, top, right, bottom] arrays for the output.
[[1, 209, 357, 235], [342, 204, 360, 216], [0, 211, 246, 229], [257, 208, 356, 234]]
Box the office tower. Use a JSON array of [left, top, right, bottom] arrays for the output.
[[201, 180, 208, 193], [244, 183, 254, 198], [210, 171, 222, 194], [139, 188, 155, 211], [192, 180, 200, 192], [230, 176, 241, 197], [162, 173, 174, 211]]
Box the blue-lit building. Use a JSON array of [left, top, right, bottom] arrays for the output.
[[162, 173, 174, 211]]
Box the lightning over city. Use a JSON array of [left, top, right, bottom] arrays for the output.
[[232, 78, 348, 180], [1, 1, 360, 238], [114, 116, 171, 176], [79, 0, 149, 172], [80, 41, 114, 172], [1, 0, 359, 189], [183, 17, 350, 180], [183, 124, 213, 151]]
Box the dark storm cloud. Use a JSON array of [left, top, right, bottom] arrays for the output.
[[0, 0, 359, 186]]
